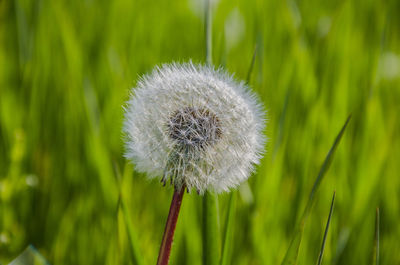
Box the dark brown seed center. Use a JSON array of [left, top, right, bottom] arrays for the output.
[[168, 107, 221, 149]]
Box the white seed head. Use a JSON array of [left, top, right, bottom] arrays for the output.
[[123, 62, 266, 194]]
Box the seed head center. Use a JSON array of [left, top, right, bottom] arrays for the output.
[[168, 107, 221, 148]]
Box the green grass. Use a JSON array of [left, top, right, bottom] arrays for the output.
[[1, 0, 400, 264]]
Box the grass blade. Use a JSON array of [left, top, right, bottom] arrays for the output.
[[372, 208, 380, 265], [120, 194, 144, 265], [205, 0, 212, 65], [203, 1, 219, 264], [219, 44, 255, 265], [246, 45, 258, 84], [281, 115, 351, 265], [301, 115, 351, 221], [115, 163, 144, 265], [220, 192, 237, 265], [316, 191, 336, 265], [203, 191, 220, 265]]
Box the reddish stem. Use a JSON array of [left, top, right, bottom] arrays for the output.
[[156, 186, 185, 265]]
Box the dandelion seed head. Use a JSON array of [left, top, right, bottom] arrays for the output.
[[123, 62, 266, 194], [168, 107, 222, 149]]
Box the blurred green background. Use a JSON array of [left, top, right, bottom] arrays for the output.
[[1, 0, 399, 264]]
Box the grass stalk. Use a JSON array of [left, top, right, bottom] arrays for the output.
[[205, 0, 212, 65], [220, 191, 237, 265], [116, 163, 144, 265], [372, 208, 380, 265], [246, 45, 258, 84], [202, 1, 220, 264], [120, 195, 145, 265], [203, 191, 220, 265], [316, 191, 336, 265], [281, 115, 351, 265]]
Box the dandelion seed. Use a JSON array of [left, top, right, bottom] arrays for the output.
[[123, 62, 266, 194]]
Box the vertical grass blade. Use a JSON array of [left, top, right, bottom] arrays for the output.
[[246, 45, 258, 84], [115, 164, 144, 265], [203, 1, 219, 264], [120, 194, 144, 265], [203, 191, 220, 265], [316, 191, 336, 265], [220, 192, 237, 265], [219, 46, 256, 265], [371, 208, 380, 265], [281, 115, 351, 265], [301, 115, 351, 222], [205, 0, 212, 65]]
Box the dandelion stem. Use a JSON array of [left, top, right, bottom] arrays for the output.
[[156, 186, 185, 265], [205, 0, 212, 65]]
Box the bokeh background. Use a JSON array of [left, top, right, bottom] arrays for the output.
[[1, 0, 399, 264]]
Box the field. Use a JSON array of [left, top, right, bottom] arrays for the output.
[[1, 0, 400, 264]]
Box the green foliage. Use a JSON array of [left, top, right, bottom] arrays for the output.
[[281, 116, 349, 265], [1, 0, 399, 264]]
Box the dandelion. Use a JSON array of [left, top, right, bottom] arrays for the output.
[[124, 62, 266, 193], [123, 62, 266, 265]]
